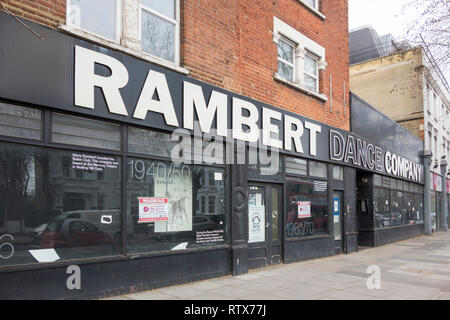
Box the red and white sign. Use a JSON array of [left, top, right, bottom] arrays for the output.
[[447, 179, 450, 194], [298, 201, 311, 219], [138, 197, 169, 223], [433, 173, 438, 191]]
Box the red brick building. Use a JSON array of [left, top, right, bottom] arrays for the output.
[[0, 1, 362, 300], [1, 0, 349, 130]]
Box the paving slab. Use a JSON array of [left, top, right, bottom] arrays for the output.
[[101, 232, 450, 300]]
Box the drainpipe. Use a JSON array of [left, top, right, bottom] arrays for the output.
[[422, 150, 432, 236], [440, 160, 448, 231]]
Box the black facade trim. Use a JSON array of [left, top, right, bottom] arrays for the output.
[[286, 235, 333, 242], [359, 224, 425, 247], [0, 244, 231, 274]]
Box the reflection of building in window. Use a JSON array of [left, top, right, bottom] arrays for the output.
[[62, 156, 71, 177], [47, 152, 122, 221], [195, 169, 224, 216], [273, 17, 327, 97]]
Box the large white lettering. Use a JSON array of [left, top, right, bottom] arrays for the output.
[[284, 115, 304, 153], [183, 81, 228, 137], [133, 70, 179, 127], [75, 46, 129, 115], [232, 98, 259, 143], [262, 107, 282, 149], [384, 151, 422, 183], [305, 122, 321, 157]]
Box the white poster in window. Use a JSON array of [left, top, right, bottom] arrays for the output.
[[154, 164, 192, 232], [214, 172, 222, 181], [138, 197, 169, 223], [255, 194, 263, 206], [314, 181, 327, 192], [248, 206, 265, 243], [298, 201, 311, 218]]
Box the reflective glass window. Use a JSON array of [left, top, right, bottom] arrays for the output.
[[126, 158, 226, 253], [0, 142, 122, 266], [67, 0, 119, 41], [286, 178, 328, 238]]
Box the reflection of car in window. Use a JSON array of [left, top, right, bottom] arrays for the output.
[[39, 218, 114, 248], [50, 209, 131, 245]]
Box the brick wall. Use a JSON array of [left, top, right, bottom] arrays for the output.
[[1, 0, 350, 131], [182, 0, 350, 131], [0, 0, 65, 27], [397, 118, 425, 141]]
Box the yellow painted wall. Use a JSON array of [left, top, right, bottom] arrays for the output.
[[350, 49, 424, 122]]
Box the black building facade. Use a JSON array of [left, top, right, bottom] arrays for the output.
[[0, 13, 426, 299]]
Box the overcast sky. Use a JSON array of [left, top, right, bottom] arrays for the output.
[[348, 0, 418, 40], [349, 0, 449, 83]]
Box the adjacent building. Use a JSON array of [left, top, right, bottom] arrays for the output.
[[349, 25, 450, 233]]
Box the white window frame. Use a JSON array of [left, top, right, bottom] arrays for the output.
[[302, 0, 318, 10], [138, 0, 180, 66], [303, 51, 319, 93], [426, 84, 432, 114], [297, 0, 325, 20], [66, 0, 122, 44], [277, 37, 296, 83], [273, 17, 327, 101], [433, 93, 438, 121]]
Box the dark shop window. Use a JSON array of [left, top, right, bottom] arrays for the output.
[[128, 126, 176, 158], [51, 113, 121, 151], [373, 188, 390, 228], [0, 103, 42, 141], [373, 176, 424, 229], [126, 158, 226, 254], [285, 177, 328, 238], [309, 160, 327, 178], [285, 156, 307, 176], [0, 142, 122, 267]]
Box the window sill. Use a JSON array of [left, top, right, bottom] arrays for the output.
[[58, 25, 190, 75], [274, 73, 328, 102], [297, 1, 326, 20]]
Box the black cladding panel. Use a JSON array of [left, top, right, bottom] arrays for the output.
[[351, 93, 423, 164]]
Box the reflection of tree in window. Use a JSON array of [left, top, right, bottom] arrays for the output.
[[141, 12, 175, 62]]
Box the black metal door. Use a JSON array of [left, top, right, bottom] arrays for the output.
[[248, 184, 282, 268], [332, 191, 344, 254]]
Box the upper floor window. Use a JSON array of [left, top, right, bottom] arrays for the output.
[[297, 0, 324, 19], [426, 84, 431, 113], [277, 38, 296, 82], [273, 17, 327, 99], [65, 0, 183, 70], [67, 0, 121, 42], [277, 38, 319, 92], [304, 52, 319, 92], [139, 0, 179, 64], [303, 0, 318, 9], [433, 93, 438, 120]]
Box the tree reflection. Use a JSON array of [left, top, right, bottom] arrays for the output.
[[0, 145, 56, 234], [141, 12, 175, 62]]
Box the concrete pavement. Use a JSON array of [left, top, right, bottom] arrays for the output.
[[104, 232, 450, 300]]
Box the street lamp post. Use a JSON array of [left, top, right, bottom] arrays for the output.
[[441, 160, 448, 231], [423, 150, 433, 236]]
